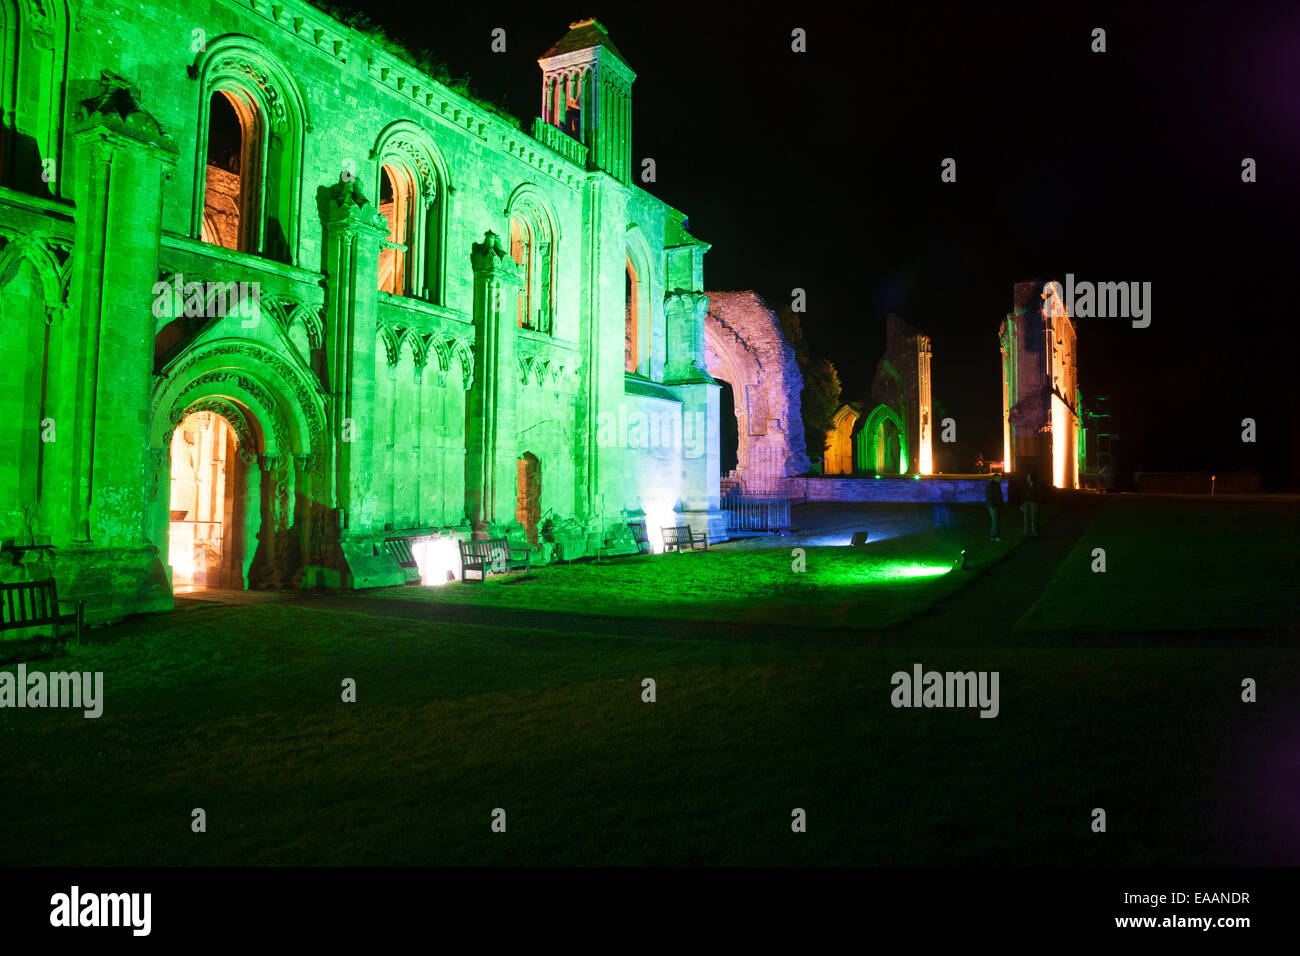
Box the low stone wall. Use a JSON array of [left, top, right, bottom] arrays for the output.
[[787, 476, 1005, 503]]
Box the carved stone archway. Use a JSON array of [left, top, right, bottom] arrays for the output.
[[149, 337, 329, 588]]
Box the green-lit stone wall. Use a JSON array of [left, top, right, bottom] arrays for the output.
[[0, 2, 720, 624]]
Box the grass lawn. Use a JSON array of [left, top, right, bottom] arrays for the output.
[[2, 603, 1296, 866], [1, 495, 1295, 866], [1017, 495, 1299, 633], [370, 510, 1023, 631]]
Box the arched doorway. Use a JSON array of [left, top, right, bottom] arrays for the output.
[[516, 452, 541, 546], [168, 410, 246, 589], [718, 380, 739, 479], [856, 403, 909, 476], [151, 334, 329, 592], [876, 417, 901, 473], [824, 406, 858, 475]]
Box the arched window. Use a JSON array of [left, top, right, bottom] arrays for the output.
[[1, 0, 69, 197], [378, 163, 416, 295], [563, 72, 583, 138], [510, 214, 533, 327], [372, 122, 448, 304], [506, 193, 555, 334], [624, 229, 653, 376], [202, 90, 258, 252], [193, 39, 307, 265], [625, 257, 640, 372]]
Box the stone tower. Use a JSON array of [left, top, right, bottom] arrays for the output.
[[538, 19, 635, 184]]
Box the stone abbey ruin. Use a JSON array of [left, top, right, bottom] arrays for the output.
[[1, 5, 722, 621], [0, 0, 1089, 625]]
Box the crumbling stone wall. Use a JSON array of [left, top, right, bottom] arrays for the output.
[[837, 313, 933, 476], [704, 291, 809, 491]]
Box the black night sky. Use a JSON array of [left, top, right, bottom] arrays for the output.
[[352, 0, 1300, 487]]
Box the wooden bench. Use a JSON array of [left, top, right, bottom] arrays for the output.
[[627, 520, 651, 555], [660, 524, 708, 553], [0, 578, 84, 646], [383, 536, 422, 583], [458, 537, 531, 583]]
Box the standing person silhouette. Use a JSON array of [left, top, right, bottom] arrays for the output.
[[1023, 472, 1041, 537], [984, 475, 1003, 541]]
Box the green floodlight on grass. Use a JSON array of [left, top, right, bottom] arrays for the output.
[[863, 561, 952, 582]]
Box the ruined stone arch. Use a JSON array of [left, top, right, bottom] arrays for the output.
[[824, 404, 859, 475], [856, 402, 909, 476], [874, 359, 904, 405], [190, 35, 310, 264], [863, 314, 933, 475], [702, 291, 809, 491], [703, 318, 753, 478]]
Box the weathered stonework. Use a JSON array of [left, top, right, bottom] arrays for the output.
[[825, 313, 933, 476], [0, 5, 720, 627], [704, 290, 809, 491], [999, 280, 1082, 488]]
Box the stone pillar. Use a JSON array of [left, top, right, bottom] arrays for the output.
[[663, 290, 723, 540], [320, 178, 388, 531], [664, 290, 710, 384], [58, 74, 177, 620], [467, 231, 521, 534]]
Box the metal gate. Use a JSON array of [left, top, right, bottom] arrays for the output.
[[721, 492, 791, 534], [721, 443, 793, 534]]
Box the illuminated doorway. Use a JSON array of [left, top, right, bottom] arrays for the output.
[[516, 452, 541, 546], [168, 411, 244, 589], [875, 417, 901, 473]]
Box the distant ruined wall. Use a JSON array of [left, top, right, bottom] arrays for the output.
[[703, 291, 809, 490], [999, 280, 1081, 488], [835, 313, 932, 476]]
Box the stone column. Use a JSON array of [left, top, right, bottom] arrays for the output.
[[664, 290, 710, 384], [663, 291, 723, 540], [467, 231, 521, 534], [59, 74, 177, 619], [319, 178, 388, 531]]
